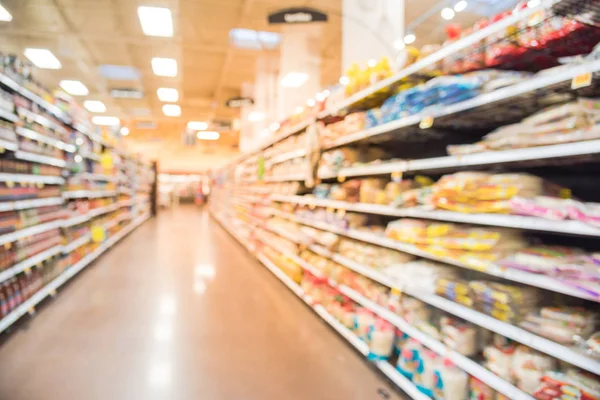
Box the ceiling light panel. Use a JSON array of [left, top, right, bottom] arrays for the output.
[[0, 4, 12, 21], [197, 131, 219, 140], [92, 116, 120, 126], [162, 104, 181, 117], [138, 6, 173, 37], [187, 121, 208, 131], [60, 80, 89, 96], [151, 58, 177, 77], [157, 88, 179, 102], [24, 49, 61, 69], [83, 100, 107, 113], [99, 65, 141, 80]]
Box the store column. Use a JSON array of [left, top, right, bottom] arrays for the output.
[[341, 0, 404, 73], [277, 24, 322, 119]]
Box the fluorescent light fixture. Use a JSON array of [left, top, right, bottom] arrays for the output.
[[441, 7, 455, 20], [0, 4, 12, 21], [367, 59, 377, 68], [162, 104, 181, 117], [339, 76, 350, 86], [137, 6, 173, 37], [306, 98, 316, 107], [92, 116, 120, 126], [280, 72, 308, 88], [83, 100, 106, 113], [404, 33, 416, 44], [187, 121, 208, 130], [196, 131, 219, 140], [454, 0, 468, 12], [24, 48, 61, 69], [151, 58, 177, 77], [120, 127, 130, 136], [157, 88, 179, 102], [59, 80, 89, 96], [527, 0, 541, 7], [247, 111, 265, 122], [229, 28, 281, 50], [99, 65, 141, 80]]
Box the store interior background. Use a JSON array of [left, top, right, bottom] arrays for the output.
[[0, 0, 519, 172]]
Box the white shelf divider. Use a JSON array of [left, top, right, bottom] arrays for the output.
[[0, 173, 65, 185]]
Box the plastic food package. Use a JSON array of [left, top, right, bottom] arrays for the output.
[[396, 338, 423, 380], [512, 346, 557, 394], [440, 316, 479, 357], [433, 358, 469, 400], [413, 349, 439, 397], [519, 307, 597, 345], [368, 318, 395, 360], [383, 260, 459, 293], [354, 308, 375, 340], [534, 369, 600, 400]]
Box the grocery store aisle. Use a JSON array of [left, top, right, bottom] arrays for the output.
[[0, 206, 404, 400]]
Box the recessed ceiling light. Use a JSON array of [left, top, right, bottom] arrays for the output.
[[24, 48, 61, 69], [151, 58, 177, 77], [120, 127, 130, 136], [137, 6, 173, 37], [196, 131, 219, 140], [454, 0, 468, 12], [59, 80, 89, 96], [0, 4, 12, 22], [83, 100, 107, 113], [187, 121, 208, 130], [441, 7, 455, 20], [162, 104, 181, 117], [157, 88, 179, 102], [280, 72, 309, 88], [247, 111, 265, 122], [92, 116, 120, 126]]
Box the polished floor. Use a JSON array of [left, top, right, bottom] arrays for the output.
[[0, 206, 405, 400]]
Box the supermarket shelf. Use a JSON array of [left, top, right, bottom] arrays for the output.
[[320, 0, 558, 117], [62, 190, 117, 199], [266, 149, 307, 165], [338, 285, 533, 400], [0, 73, 71, 124], [0, 197, 64, 213], [0, 219, 64, 246], [78, 173, 117, 182], [15, 127, 76, 153], [62, 234, 91, 254], [272, 211, 600, 302], [16, 107, 68, 136], [62, 213, 91, 228], [0, 173, 64, 185], [326, 140, 600, 179], [74, 123, 110, 147], [0, 245, 63, 285], [81, 152, 101, 162], [323, 250, 600, 376], [0, 108, 18, 123], [262, 174, 305, 183], [270, 195, 600, 237], [324, 59, 600, 149], [0, 138, 19, 152], [0, 214, 149, 335], [14, 151, 66, 168], [89, 203, 119, 217]]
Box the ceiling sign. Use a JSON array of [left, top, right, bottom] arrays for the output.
[[225, 96, 254, 108], [110, 88, 143, 99], [268, 7, 328, 24]]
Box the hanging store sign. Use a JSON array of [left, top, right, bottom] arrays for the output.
[[225, 97, 254, 108], [268, 8, 328, 24]]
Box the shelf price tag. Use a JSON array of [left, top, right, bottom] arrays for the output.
[[336, 208, 346, 218], [91, 225, 106, 243], [572, 72, 592, 90], [48, 288, 57, 297], [28, 307, 36, 315], [419, 116, 434, 129], [337, 175, 346, 183]]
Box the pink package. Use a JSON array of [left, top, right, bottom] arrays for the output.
[[510, 196, 570, 220]]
